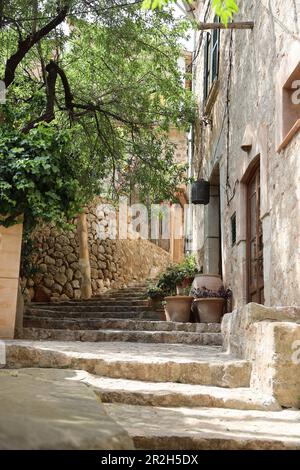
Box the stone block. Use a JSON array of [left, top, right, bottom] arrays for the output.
[[0, 224, 23, 279], [222, 303, 300, 407], [0, 223, 23, 339]]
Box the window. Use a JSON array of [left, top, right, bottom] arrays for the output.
[[231, 212, 236, 246], [204, 16, 220, 101]]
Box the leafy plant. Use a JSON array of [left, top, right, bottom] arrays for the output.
[[0, 122, 88, 228], [143, 0, 239, 26], [156, 254, 198, 295], [212, 0, 239, 26], [179, 254, 198, 280], [147, 286, 165, 299], [157, 265, 181, 295], [191, 286, 232, 300]]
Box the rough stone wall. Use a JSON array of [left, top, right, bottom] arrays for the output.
[[191, 0, 300, 307], [23, 202, 170, 302], [222, 303, 300, 407]]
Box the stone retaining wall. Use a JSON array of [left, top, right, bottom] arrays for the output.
[[23, 202, 170, 302]]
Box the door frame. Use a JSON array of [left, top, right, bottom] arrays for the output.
[[245, 160, 264, 304]]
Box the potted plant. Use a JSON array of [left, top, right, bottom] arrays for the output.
[[147, 286, 165, 310], [191, 286, 232, 323], [148, 257, 199, 323], [154, 265, 193, 323], [163, 292, 194, 323], [157, 265, 179, 296], [191, 179, 210, 205], [175, 255, 198, 295]]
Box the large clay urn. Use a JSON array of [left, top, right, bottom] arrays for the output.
[[191, 274, 223, 291], [164, 296, 193, 323], [194, 298, 225, 323], [0, 223, 23, 339]]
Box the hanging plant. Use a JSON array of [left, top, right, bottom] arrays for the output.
[[191, 179, 210, 205]]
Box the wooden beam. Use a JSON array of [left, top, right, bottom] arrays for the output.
[[198, 21, 254, 31]]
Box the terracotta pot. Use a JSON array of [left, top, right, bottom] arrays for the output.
[[176, 276, 194, 295], [0, 222, 23, 339], [164, 296, 193, 323], [194, 298, 225, 323], [191, 274, 223, 291]]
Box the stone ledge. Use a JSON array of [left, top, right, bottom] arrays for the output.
[[0, 368, 134, 450]]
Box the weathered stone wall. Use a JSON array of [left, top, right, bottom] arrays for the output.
[[191, 0, 300, 308], [222, 303, 300, 407], [23, 202, 170, 302]]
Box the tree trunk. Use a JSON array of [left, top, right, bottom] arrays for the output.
[[77, 212, 92, 299]]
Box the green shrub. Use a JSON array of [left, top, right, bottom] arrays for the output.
[[155, 255, 199, 296], [0, 123, 87, 228]]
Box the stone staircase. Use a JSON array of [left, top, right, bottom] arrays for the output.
[[22, 284, 223, 346], [6, 283, 300, 449]]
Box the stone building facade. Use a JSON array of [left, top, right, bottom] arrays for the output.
[[186, 0, 300, 308]]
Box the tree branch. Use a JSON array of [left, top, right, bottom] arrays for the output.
[[0, 0, 4, 29], [23, 61, 58, 132], [4, 4, 69, 88]]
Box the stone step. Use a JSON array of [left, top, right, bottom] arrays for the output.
[[98, 293, 147, 298], [31, 299, 150, 307], [28, 305, 155, 313], [25, 309, 162, 320], [5, 341, 251, 388], [20, 327, 223, 346], [104, 403, 300, 450], [84, 375, 280, 411], [23, 316, 221, 333]]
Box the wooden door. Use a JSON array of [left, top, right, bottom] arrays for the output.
[[246, 165, 264, 304]]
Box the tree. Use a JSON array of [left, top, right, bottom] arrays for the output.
[[0, 1, 195, 297], [0, 1, 194, 216]]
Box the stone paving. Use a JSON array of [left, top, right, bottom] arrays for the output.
[[0, 368, 133, 450]]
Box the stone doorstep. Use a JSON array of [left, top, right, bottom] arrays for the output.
[[84, 375, 280, 411], [0, 369, 134, 450], [23, 316, 221, 333], [104, 403, 300, 450], [20, 327, 223, 346], [25, 309, 162, 320], [4, 340, 252, 388]]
